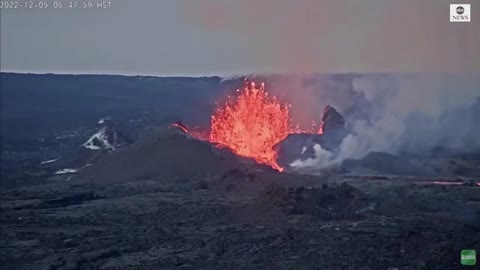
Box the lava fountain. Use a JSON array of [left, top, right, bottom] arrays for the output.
[[171, 81, 315, 171], [209, 82, 298, 170]]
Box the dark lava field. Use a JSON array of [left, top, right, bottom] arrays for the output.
[[1, 73, 479, 269]]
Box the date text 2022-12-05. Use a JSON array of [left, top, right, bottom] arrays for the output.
[[0, 1, 111, 9]]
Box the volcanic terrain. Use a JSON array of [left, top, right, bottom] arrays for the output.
[[1, 73, 479, 269]]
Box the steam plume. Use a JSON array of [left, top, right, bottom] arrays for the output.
[[287, 74, 480, 170]]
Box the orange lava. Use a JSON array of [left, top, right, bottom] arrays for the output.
[[209, 82, 296, 170], [171, 122, 188, 133]]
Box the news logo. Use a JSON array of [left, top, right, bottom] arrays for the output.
[[461, 250, 476, 266], [450, 4, 471, 22]]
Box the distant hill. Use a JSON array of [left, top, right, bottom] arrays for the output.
[[0, 73, 223, 138]]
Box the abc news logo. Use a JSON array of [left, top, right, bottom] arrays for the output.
[[450, 4, 471, 22]]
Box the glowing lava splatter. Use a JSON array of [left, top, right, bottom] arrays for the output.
[[171, 121, 188, 133], [209, 82, 296, 170], [171, 81, 317, 171]]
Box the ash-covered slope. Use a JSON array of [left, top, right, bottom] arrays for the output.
[[72, 127, 256, 186], [342, 152, 431, 176]]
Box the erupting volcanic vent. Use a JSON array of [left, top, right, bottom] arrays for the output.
[[171, 81, 317, 171], [209, 82, 296, 170]]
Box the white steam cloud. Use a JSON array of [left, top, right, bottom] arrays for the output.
[[288, 74, 480, 171]]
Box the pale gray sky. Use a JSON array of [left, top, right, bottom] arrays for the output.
[[1, 0, 479, 76]]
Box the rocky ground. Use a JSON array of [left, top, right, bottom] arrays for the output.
[[1, 167, 479, 270], [3, 73, 480, 270]]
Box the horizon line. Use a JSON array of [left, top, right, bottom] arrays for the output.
[[1, 70, 469, 78]]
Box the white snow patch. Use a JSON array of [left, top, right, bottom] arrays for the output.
[[300, 146, 307, 155], [40, 158, 58, 164], [55, 168, 78, 175], [98, 117, 110, 124], [83, 127, 115, 151]]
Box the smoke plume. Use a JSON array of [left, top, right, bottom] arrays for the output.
[[284, 74, 480, 170]]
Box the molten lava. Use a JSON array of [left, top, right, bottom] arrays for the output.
[[209, 82, 296, 170], [171, 121, 188, 133], [170, 81, 317, 171]]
